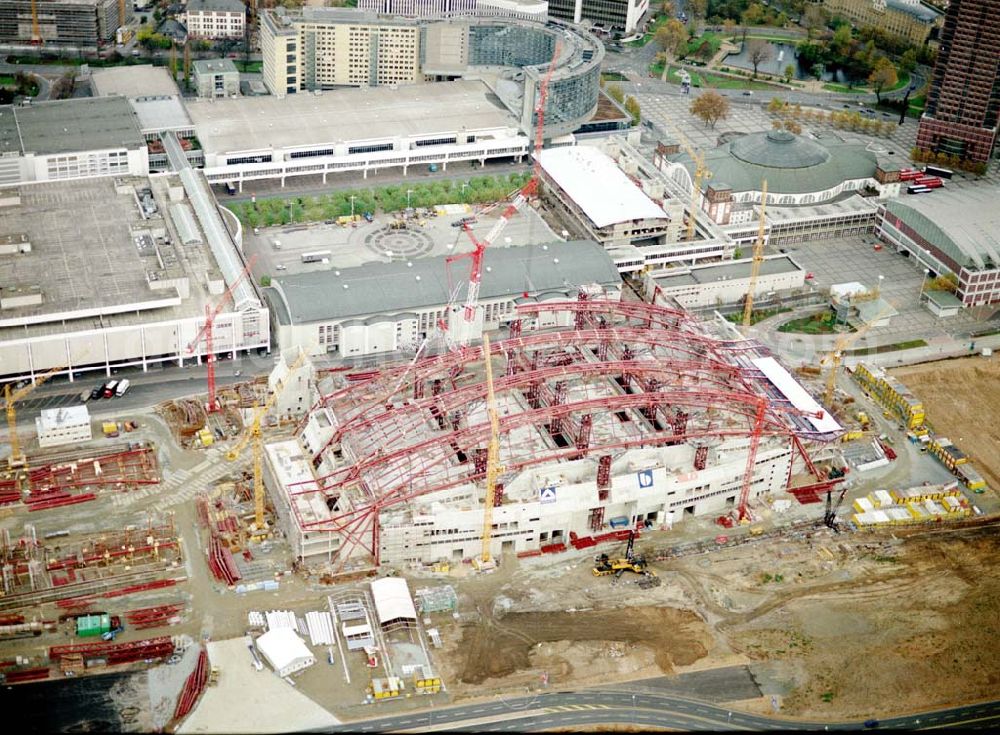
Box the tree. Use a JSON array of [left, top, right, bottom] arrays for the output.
[[868, 57, 897, 104], [656, 19, 688, 81], [899, 48, 918, 74], [723, 19, 736, 39], [784, 63, 796, 82], [624, 95, 641, 126], [831, 24, 852, 55], [741, 3, 766, 25], [802, 4, 825, 40], [49, 69, 77, 100], [688, 0, 708, 20], [746, 38, 772, 78], [662, 0, 675, 15], [606, 83, 625, 104], [767, 96, 786, 113], [690, 90, 730, 128], [784, 120, 802, 134]]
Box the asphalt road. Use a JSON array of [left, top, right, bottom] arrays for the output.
[[319, 688, 1000, 732]]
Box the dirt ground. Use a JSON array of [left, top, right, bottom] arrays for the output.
[[892, 356, 1000, 488], [428, 519, 1000, 722]]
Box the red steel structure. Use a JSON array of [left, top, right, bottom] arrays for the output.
[[185, 254, 257, 412], [289, 300, 839, 568]]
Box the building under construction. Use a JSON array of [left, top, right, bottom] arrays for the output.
[[0, 0, 130, 47], [262, 299, 843, 569]]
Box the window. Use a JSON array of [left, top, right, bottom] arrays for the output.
[[348, 142, 394, 155]]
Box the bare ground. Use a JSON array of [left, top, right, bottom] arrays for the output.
[[892, 356, 1000, 488]]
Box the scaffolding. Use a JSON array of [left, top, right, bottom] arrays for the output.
[[414, 585, 457, 614]]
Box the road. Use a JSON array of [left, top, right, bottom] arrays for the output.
[[316, 686, 1000, 732]]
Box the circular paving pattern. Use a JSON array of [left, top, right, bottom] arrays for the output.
[[364, 225, 435, 260]]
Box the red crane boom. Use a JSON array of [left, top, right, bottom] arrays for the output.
[[445, 42, 562, 340], [186, 254, 258, 412]]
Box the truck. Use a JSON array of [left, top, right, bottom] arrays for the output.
[[336, 214, 361, 226], [115, 379, 130, 397], [102, 422, 120, 438], [102, 380, 118, 398], [428, 163, 438, 173], [101, 617, 125, 641]]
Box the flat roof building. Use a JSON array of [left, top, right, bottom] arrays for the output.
[[647, 254, 806, 309], [90, 65, 181, 99], [35, 405, 92, 448], [0, 0, 130, 47], [185, 0, 246, 40], [265, 240, 622, 358], [0, 97, 149, 188], [192, 58, 240, 99], [0, 174, 268, 381], [187, 80, 528, 189]]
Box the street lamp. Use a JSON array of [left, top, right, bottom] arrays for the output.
[[919, 268, 930, 302], [876, 274, 884, 299], [350, 195, 356, 218], [461, 183, 469, 199], [406, 188, 414, 209]]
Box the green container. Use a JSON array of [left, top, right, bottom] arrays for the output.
[[76, 614, 110, 637]]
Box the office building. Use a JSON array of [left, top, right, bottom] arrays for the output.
[[192, 58, 241, 98], [915, 0, 1000, 162], [547, 0, 649, 34], [184, 0, 246, 40], [0, 0, 130, 46], [819, 0, 942, 46]]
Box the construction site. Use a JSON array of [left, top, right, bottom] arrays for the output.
[[1, 40, 999, 731]]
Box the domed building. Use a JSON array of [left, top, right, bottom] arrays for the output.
[[660, 130, 904, 227]]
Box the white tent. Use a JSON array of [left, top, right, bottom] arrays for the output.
[[256, 627, 315, 678], [370, 577, 418, 628]]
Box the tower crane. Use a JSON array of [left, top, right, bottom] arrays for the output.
[[226, 349, 309, 537], [4, 366, 65, 468], [741, 179, 769, 327], [473, 333, 503, 571], [186, 254, 258, 413], [819, 304, 893, 407], [30, 0, 42, 45], [669, 126, 712, 241], [445, 41, 561, 345]]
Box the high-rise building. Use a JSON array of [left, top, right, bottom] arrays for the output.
[[0, 0, 130, 47], [547, 0, 649, 34], [915, 0, 1000, 163]]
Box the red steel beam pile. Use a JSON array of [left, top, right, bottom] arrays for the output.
[[207, 536, 241, 586], [125, 604, 185, 630], [46, 540, 179, 572], [0, 614, 25, 625], [48, 636, 174, 664], [3, 667, 51, 683], [173, 649, 208, 721], [56, 596, 96, 610], [102, 579, 178, 599], [27, 494, 97, 512]]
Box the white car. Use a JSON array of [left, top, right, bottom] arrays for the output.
[[275, 264, 287, 271]]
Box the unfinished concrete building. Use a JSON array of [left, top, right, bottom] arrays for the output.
[[262, 299, 843, 569], [0, 0, 131, 47]]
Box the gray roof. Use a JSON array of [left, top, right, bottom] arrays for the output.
[[925, 290, 962, 308], [0, 106, 20, 155], [192, 58, 239, 75], [267, 240, 621, 325], [670, 130, 878, 195], [655, 255, 802, 287], [14, 97, 144, 155], [90, 65, 180, 98], [884, 185, 1000, 272], [187, 0, 246, 11], [885, 0, 941, 23]]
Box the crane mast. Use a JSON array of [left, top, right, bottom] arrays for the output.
[[4, 366, 64, 468], [447, 42, 561, 343], [669, 126, 712, 241], [186, 254, 257, 412], [476, 333, 502, 569], [742, 179, 769, 327]]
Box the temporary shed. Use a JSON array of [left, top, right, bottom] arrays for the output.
[[370, 577, 418, 630], [255, 627, 316, 677]]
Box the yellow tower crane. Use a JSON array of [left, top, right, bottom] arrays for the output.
[[226, 350, 309, 537], [741, 179, 769, 328], [473, 333, 503, 572], [4, 366, 65, 468], [669, 126, 713, 241], [819, 304, 894, 407], [30, 0, 42, 45]]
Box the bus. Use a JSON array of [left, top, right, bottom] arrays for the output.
[[923, 165, 953, 179], [898, 169, 922, 181], [914, 176, 943, 188], [907, 185, 932, 195], [301, 250, 331, 263], [115, 379, 131, 397]]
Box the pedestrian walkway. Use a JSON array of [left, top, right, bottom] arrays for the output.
[[112, 450, 236, 509]]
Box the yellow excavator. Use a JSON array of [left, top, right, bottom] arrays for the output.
[[592, 531, 660, 586]]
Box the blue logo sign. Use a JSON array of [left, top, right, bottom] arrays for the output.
[[539, 486, 557, 504], [637, 469, 654, 489]]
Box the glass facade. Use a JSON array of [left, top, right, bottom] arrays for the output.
[[466, 20, 604, 137]]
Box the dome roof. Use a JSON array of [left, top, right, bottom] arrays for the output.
[[729, 130, 831, 169]]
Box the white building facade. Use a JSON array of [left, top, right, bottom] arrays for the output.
[[35, 406, 93, 448], [184, 0, 246, 40]]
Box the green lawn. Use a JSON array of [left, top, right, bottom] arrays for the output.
[[777, 311, 855, 335], [228, 172, 531, 229], [651, 62, 782, 90], [846, 339, 927, 356], [823, 71, 910, 95], [233, 60, 262, 73], [627, 14, 671, 47], [684, 32, 722, 62], [724, 307, 792, 325], [601, 71, 628, 82], [0, 74, 38, 96]]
